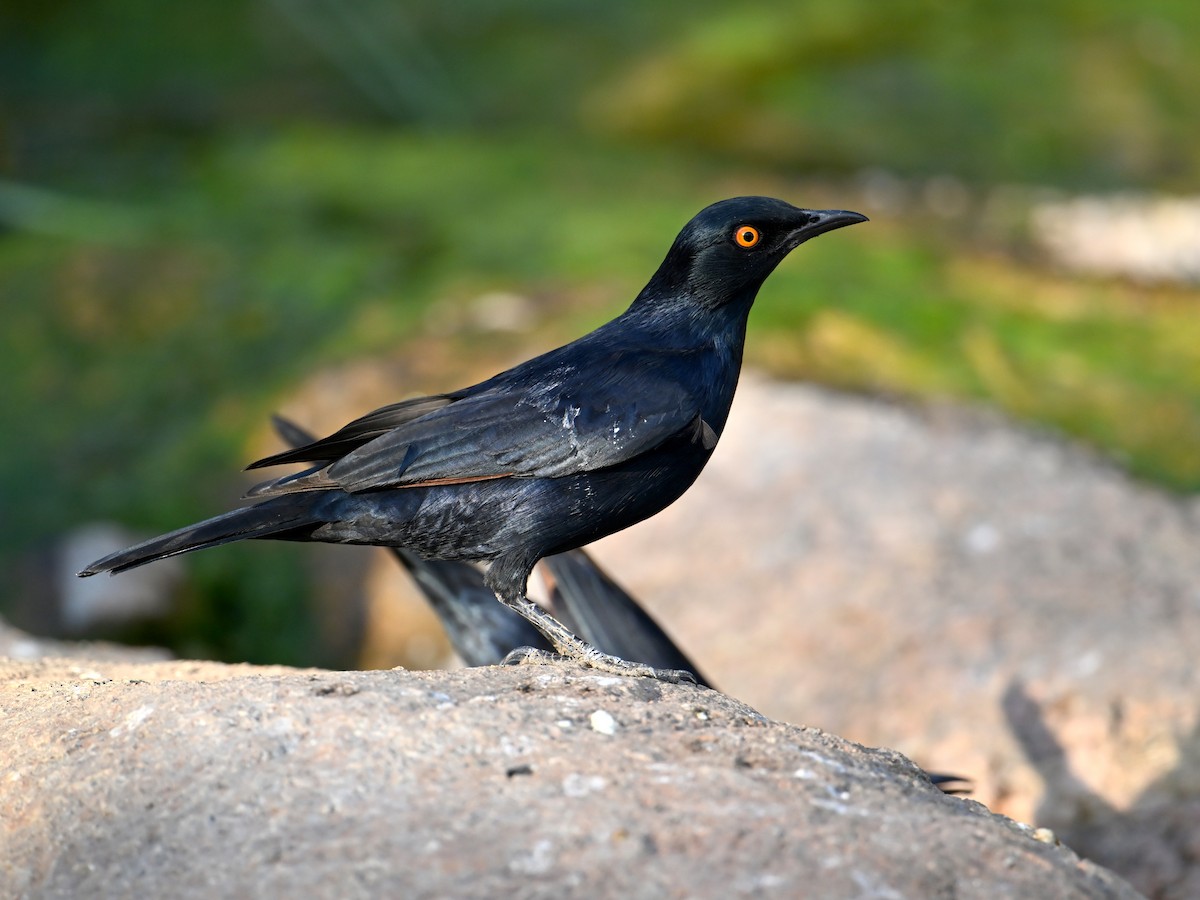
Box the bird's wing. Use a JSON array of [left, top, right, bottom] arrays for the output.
[[250, 351, 708, 496], [247, 394, 456, 470]]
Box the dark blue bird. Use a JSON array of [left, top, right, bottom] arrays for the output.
[[270, 412, 709, 680], [79, 197, 867, 681]]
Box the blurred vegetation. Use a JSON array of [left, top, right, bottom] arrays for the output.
[[2, 0, 1198, 663]]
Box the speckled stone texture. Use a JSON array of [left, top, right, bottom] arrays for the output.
[[0, 659, 1136, 899]]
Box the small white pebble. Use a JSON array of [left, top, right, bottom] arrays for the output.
[[10, 639, 41, 660], [508, 838, 555, 875], [109, 704, 154, 738], [562, 773, 608, 798], [964, 522, 1001, 555], [1072, 650, 1102, 678], [1033, 827, 1057, 844], [589, 709, 617, 735]]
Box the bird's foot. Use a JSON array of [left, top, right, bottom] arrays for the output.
[[501, 646, 561, 667], [501, 645, 697, 685]]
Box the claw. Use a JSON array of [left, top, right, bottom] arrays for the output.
[[501, 646, 561, 667], [500, 644, 698, 684]]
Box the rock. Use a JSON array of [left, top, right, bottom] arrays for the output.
[[0, 659, 1135, 899], [588, 374, 1200, 897], [28, 372, 1196, 893], [1031, 193, 1200, 284], [8, 524, 182, 641], [57, 524, 183, 634], [0, 615, 170, 663]]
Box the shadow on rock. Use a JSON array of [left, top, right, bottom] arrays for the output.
[[1005, 679, 1200, 898]]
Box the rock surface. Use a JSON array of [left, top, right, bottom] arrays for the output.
[[21, 370, 1199, 896], [263, 368, 1200, 897], [0, 658, 1136, 899], [587, 375, 1200, 899], [0, 616, 170, 664]]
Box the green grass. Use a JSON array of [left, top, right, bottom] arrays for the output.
[[751, 229, 1200, 488], [6, 1, 1200, 188]]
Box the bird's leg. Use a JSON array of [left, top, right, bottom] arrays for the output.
[[486, 560, 696, 684], [498, 591, 696, 684]]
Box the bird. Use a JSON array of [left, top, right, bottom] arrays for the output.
[[79, 196, 867, 681], [272, 413, 709, 680]]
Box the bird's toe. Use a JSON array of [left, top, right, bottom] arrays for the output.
[[500, 646, 562, 667]]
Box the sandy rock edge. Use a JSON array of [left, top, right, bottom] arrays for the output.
[[1, 658, 1140, 899]]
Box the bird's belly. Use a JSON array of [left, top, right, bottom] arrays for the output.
[[535, 447, 709, 555]]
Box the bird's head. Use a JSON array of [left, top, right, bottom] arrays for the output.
[[640, 196, 867, 312]]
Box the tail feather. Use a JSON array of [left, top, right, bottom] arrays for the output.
[[392, 549, 551, 666], [77, 496, 323, 576]]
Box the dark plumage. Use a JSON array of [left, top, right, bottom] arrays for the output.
[[269, 413, 549, 667], [79, 196, 867, 680], [272, 413, 709, 680], [397, 548, 709, 685]]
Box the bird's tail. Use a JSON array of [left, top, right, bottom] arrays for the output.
[[77, 495, 324, 577]]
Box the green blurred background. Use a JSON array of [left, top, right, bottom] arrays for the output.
[[2, 0, 1198, 665]]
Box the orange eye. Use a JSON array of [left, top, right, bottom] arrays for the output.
[[734, 225, 760, 248]]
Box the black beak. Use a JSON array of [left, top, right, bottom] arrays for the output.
[[790, 209, 869, 245]]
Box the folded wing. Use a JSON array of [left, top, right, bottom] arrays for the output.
[[248, 350, 704, 497]]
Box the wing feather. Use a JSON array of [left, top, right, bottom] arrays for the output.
[[250, 349, 705, 497], [246, 394, 455, 470]]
